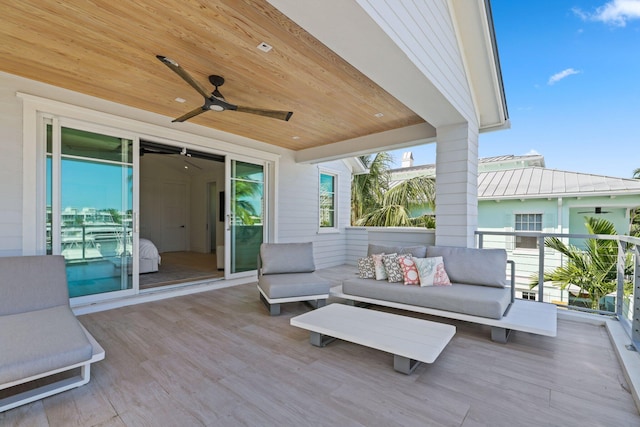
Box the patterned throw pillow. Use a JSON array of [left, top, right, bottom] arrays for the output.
[[398, 255, 420, 285], [371, 253, 388, 281], [382, 253, 404, 283], [413, 256, 452, 287], [357, 256, 376, 279]]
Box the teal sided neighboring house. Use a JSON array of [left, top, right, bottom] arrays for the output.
[[391, 153, 640, 303]]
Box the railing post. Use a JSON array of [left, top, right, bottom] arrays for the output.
[[633, 250, 640, 351], [538, 235, 545, 302], [616, 241, 625, 319]]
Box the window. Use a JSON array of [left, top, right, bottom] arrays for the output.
[[522, 291, 536, 301], [319, 172, 337, 229], [515, 213, 542, 249]]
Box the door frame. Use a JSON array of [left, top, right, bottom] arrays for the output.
[[224, 154, 272, 280], [206, 181, 220, 254], [46, 117, 140, 305]]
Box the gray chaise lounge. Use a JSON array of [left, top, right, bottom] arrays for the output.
[[0, 255, 105, 412]]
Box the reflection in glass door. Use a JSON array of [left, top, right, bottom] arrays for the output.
[[229, 160, 264, 274], [46, 125, 134, 298]]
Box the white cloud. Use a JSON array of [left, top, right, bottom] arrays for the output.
[[573, 0, 640, 27], [525, 149, 541, 156], [548, 68, 581, 85]]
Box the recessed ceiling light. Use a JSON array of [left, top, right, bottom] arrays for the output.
[[292, 136, 300, 140], [175, 97, 186, 103], [257, 42, 273, 52], [374, 112, 384, 118]]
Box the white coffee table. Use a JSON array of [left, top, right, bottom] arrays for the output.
[[290, 303, 456, 374]]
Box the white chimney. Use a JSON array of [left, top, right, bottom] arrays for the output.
[[401, 151, 414, 168]]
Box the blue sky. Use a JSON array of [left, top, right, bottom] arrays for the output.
[[390, 0, 640, 178]]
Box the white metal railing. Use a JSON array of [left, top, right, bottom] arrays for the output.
[[476, 230, 640, 349]]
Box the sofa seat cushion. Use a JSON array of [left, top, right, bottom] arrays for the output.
[[258, 272, 330, 299], [0, 306, 93, 384], [342, 278, 511, 319]]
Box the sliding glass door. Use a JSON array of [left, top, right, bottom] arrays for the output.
[[226, 158, 266, 277], [46, 122, 136, 300]]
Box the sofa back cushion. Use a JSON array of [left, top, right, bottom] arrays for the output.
[[367, 244, 427, 258], [367, 244, 402, 256], [426, 246, 508, 288], [0, 255, 70, 315], [260, 242, 316, 275]]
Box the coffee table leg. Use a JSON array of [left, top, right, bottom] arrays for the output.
[[393, 355, 421, 375], [309, 331, 336, 347]]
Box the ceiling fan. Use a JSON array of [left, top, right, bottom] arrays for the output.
[[156, 55, 293, 123], [578, 207, 611, 214]]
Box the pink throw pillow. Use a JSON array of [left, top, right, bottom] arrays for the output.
[[398, 255, 420, 285]]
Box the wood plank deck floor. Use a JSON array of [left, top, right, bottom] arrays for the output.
[[2, 274, 639, 426]]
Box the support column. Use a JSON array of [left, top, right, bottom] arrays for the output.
[[434, 123, 479, 248]]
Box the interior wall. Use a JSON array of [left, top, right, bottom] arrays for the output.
[[139, 153, 226, 254], [140, 155, 192, 252], [188, 162, 225, 253]]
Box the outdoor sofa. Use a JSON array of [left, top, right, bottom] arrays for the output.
[[332, 244, 557, 343]]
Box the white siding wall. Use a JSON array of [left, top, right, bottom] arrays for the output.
[[435, 123, 479, 247], [356, 0, 475, 125], [0, 82, 23, 256], [277, 152, 351, 269]]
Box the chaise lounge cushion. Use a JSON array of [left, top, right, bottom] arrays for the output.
[[0, 306, 93, 384], [342, 278, 511, 319], [259, 272, 330, 299], [426, 246, 508, 288], [0, 255, 70, 315], [260, 242, 316, 275]]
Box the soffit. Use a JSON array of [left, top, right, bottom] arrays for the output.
[[0, 0, 425, 151]]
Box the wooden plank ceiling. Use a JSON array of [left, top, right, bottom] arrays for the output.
[[0, 0, 424, 150]]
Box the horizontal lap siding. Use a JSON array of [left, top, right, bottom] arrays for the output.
[[276, 157, 350, 268], [357, 0, 475, 123], [0, 83, 24, 256]]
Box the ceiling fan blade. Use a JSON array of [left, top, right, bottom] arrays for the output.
[[172, 106, 208, 123], [235, 105, 293, 121], [156, 55, 211, 99]]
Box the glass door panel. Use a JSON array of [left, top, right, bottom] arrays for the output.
[[229, 160, 264, 274], [48, 125, 134, 298]]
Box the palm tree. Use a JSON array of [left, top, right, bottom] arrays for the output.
[[351, 152, 392, 224], [530, 217, 633, 310], [351, 152, 436, 227], [232, 180, 261, 225]]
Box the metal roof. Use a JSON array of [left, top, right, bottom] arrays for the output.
[[478, 167, 640, 199]]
